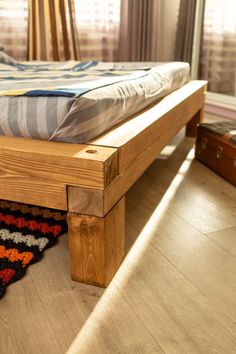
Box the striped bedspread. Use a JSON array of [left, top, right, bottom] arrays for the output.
[[0, 60, 190, 143], [0, 60, 153, 97]]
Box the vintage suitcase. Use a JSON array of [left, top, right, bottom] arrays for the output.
[[195, 121, 236, 186]]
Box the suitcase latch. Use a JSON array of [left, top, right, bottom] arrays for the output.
[[216, 146, 223, 159], [201, 137, 208, 150]]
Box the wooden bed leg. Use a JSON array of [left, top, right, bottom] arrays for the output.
[[67, 197, 125, 287], [186, 107, 204, 137]]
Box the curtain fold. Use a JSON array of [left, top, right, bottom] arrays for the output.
[[174, 0, 197, 63], [28, 0, 120, 61], [118, 0, 159, 61], [200, 0, 236, 96], [28, 0, 80, 61], [1, 0, 120, 62]]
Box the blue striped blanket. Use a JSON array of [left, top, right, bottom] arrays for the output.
[[0, 60, 152, 97]]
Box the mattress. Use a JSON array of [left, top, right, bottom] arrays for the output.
[[0, 60, 190, 143]]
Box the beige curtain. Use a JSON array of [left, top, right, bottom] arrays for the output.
[[28, 0, 80, 61], [74, 0, 120, 61], [0, 0, 28, 60], [200, 0, 236, 96], [1, 0, 120, 62], [118, 0, 159, 61], [174, 0, 197, 64]]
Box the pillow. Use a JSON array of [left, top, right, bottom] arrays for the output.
[[0, 50, 18, 66]]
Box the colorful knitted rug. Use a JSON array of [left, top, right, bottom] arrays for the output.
[[0, 200, 67, 299]]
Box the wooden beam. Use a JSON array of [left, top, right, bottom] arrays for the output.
[[69, 81, 207, 217], [91, 81, 207, 172], [186, 106, 204, 137], [0, 81, 207, 215], [67, 197, 125, 287], [68, 186, 104, 217], [103, 88, 207, 214], [0, 137, 118, 189], [0, 176, 67, 210]]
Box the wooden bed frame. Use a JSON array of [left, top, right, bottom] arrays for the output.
[[0, 80, 207, 287]]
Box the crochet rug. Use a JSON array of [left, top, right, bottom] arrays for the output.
[[0, 200, 67, 299]]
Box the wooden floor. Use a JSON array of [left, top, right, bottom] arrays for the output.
[[1, 115, 236, 354]]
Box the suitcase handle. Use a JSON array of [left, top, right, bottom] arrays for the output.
[[216, 146, 223, 159], [201, 137, 208, 150]]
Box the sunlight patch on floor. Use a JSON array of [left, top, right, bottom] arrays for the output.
[[158, 144, 178, 158]]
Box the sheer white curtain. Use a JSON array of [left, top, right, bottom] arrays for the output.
[[74, 0, 120, 61], [0, 0, 28, 60], [200, 0, 236, 96]]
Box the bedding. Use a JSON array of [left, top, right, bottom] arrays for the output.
[[0, 60, 190, 143]]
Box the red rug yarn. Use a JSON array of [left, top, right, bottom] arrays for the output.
[[0, 200, 67, 299]]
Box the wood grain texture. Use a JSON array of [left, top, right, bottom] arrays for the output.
[[90, 82, 207, 216], [67, 197, 125, 287], [149, 209, 236, 323], [68, 186, 104, 217], [91, 81, 207, 171], [27, 235, 104, 353], [169, 185, 236, 234], [68, 82, 207, 217], [0, 137, 117, 209], [116, 225, 236, 354], [67, 284, 164, 354], [0, 275, 62, 354], [0, 136, 118, 188], [207, 226, 236, 257], [0, 175, 67, 210]]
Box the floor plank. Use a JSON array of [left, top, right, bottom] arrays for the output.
[[67, 284, 163, 354], [183, 160, 236, 208], [115, 224, 236, 353], [169, 187, 236, 233], [206, 226, 236, 257], [148, 210, 236, 325], [28, 235, 104, 353], [0, 276, 62, 354], [126, 145, 236, 322]]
